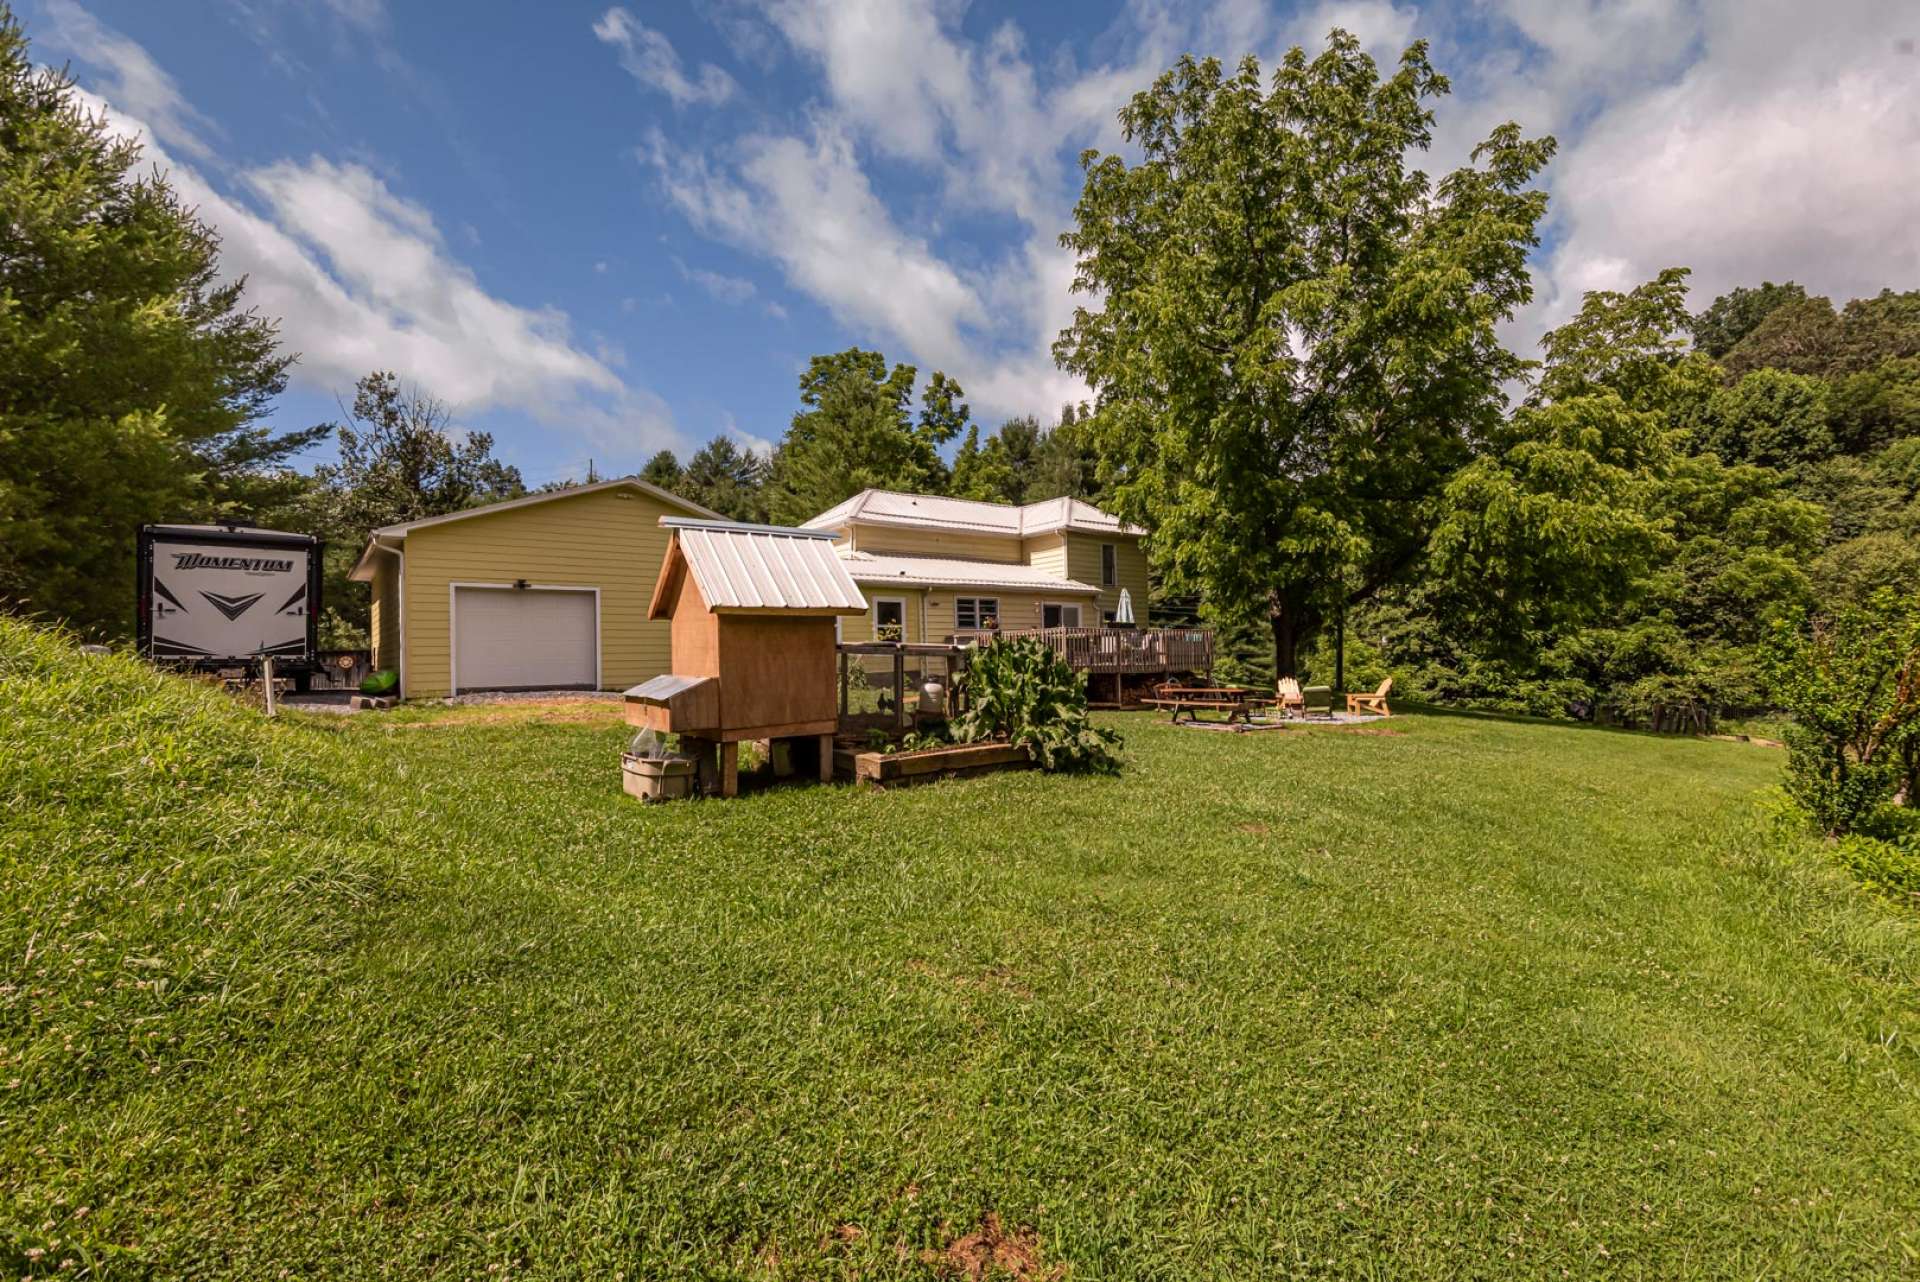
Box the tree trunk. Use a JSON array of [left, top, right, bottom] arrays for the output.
[[1269, 597, 1306, 681], [1334, 603, 1346, 693]]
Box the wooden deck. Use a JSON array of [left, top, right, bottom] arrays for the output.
[[948, 627, 1213, 676]]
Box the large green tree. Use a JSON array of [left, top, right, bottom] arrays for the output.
[[638, 450, 682, 492], [1689, 281, 1807, 359], [1426, 273, 1695, 662], [302, 372, 523, 642], [1054, 34, 1554, 674], [764, 349, 968, 525], [1030, 403, 1105, 504], [1694, 368, 1835, 470], [950, 414, 1046, 505], [0, 8, 320, 637], [948, 425, 1017, 504], [312, 372, 523, 536], [1374, 273, 1828, 726]]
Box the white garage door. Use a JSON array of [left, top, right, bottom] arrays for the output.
[[452, 586, 597, 693]]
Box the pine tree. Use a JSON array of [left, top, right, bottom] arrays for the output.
[[679, 437, 768, 521], [639, 450, 683, 491], [0, 7, 319, 636]]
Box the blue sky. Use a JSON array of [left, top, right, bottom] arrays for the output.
[[23, 0, 1919, 486]]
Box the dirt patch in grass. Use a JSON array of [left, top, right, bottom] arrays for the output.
[[1239, 822, 1272, 836], [929, 1214, 1060, 1281], [1326, 726, 1406, 736], [388, 700, 626, 728], [1711, 733, 1785, 749], [908, 959, 1033, 998]]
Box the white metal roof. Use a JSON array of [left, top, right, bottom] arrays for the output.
[[665, 518, 868, 613], [840, 551, 1102, 596], [802, 488, 1143, 538]]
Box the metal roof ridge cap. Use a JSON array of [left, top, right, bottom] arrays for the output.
[[658, 516, 837, 539]]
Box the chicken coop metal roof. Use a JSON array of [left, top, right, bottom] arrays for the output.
[[657, 518, 868, 614], [623, 673, 713, 702]]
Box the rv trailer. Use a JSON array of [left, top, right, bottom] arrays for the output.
[[137, 524, 323, 687]]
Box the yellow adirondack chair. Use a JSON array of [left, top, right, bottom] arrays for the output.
[[1346, 677, 1393, 717], [1276, 676, 1304, 718]]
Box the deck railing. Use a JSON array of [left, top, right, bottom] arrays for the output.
[[948, 627, 1213, 675]]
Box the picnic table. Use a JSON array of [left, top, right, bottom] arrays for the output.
[[1142, 683, 1266, 725]]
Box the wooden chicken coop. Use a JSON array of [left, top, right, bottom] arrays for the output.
[[624, 518, 867, 797]]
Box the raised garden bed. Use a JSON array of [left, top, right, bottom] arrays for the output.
[[834, 740, 1031, 787]]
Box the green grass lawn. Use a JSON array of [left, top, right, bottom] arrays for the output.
[[5, 621, 1919, 1278]]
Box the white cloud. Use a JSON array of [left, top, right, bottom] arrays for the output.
[[57, 77, 675, 462], [648, 120, 989, 369], [317, 0, 387, 33], [719, 412, 778, 457], [700, 1, 783, 72], [1504, 0, 1920, 336], [233, 155, 625, 411], [623, 0, 1920, 422], [643, 0, 1131, 418], [42, 0, 689, 468], [40, 0, 221, 160], [673, 257, 757, 305], [594, 7, 736, 108]]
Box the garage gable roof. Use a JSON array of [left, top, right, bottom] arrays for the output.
[[349, 477, 719, 580], [649, 518, 868, 617]]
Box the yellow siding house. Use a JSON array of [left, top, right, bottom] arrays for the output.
[[349, 478, 718, 699], [803, 490, 1150, 643]]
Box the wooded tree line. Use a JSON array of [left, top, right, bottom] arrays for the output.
[[2, 4, 1913, 763]]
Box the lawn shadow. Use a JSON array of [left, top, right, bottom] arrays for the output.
[[1383, 700, 1723, 743]]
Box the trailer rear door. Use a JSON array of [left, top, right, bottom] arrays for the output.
[[147, 537, 311, 661]]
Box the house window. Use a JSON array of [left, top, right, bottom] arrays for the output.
[[873, 598, 906, 641], [955, 597, 1000, 631], [1043, 602, 1083, 629], [1101, 543, 1117, 587]]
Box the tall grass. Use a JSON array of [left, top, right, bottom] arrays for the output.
[[4, 620, 1918, 1277]]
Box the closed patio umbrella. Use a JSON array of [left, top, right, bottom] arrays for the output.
[[1116, 588, 1135, 626]]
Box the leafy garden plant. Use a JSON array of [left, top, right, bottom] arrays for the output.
[[952, 637, 1121, 773], [1763, 588, 1920, 836]]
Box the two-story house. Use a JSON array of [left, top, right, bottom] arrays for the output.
[[802, 489, 1151, 643]]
